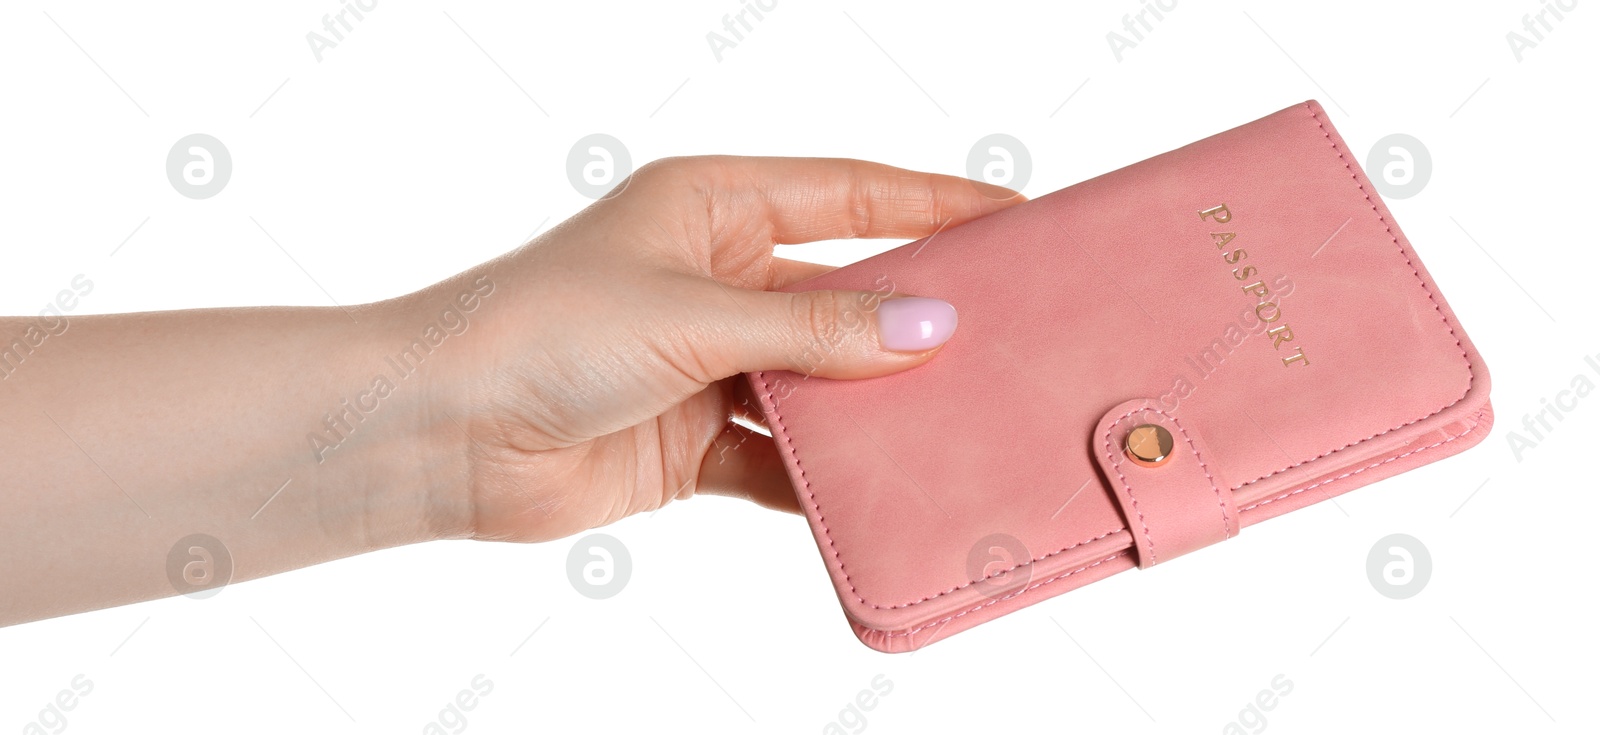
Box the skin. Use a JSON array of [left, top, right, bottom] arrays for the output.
[[0, 156, 1023, 626]]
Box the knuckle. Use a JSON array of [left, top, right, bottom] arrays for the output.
[[791, 290, 845, 348], [624, 157, 735, 208], [845, 169, 875, 239], [922, 172, 952, 227], [629, 157, 689, 187], [631, 156, 720, 190]]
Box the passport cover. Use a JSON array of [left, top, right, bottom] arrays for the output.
[[746, 100, 1493, 652]]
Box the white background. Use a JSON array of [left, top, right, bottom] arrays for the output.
[[1, 1, 1594, 732]]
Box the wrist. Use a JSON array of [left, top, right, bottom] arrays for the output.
[[376, 273, 506, 542], [304, 303, 468, 549]]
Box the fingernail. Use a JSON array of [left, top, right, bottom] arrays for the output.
[[877, 297, 958, 352]]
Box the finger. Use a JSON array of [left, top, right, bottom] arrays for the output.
[[687, 156, 1026, 248], [769, 257, 835, 289], [695, 286, 958, 380], [695, 421, 802, 515]]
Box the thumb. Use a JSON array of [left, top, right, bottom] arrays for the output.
[[714, 288, 959, 380]]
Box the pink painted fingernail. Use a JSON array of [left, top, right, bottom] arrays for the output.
[[877, 297, 958, 352]]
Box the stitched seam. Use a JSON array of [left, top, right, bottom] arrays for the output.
[[1103, 406, 1157, 564], [880, 408, 1481, 642], [1240, 407, 1486, 513], [880, 552, 1131, 639], [755, 369, 1126, 610], [882, 408, 1480, 642], [1230, 102, 1475, 492], [1168, 412, 1233, 538], [1104, 406, 1233, 566]]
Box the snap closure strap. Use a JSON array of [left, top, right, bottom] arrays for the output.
[[1093, 399, 1239, 568]]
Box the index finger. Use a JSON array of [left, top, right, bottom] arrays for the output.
[[689, 156, 1026, 247]]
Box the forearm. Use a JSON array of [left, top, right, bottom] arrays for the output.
[[0, 297, 469, 625]]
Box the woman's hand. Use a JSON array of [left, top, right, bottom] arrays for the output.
[[0, 156, 1019, 625], [412, 157, 1023, 542]]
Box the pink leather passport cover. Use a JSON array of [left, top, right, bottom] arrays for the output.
[[747, 100, 1492, 652]]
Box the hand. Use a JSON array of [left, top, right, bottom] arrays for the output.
[[0, 155, 1019, 625], [414, 157, 1024, 542]]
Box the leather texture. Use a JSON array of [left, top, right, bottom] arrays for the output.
[[746, 100, 1493, 653]]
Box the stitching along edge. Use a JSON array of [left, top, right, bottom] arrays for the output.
[[880, 551, 1132, 640], [876, 404, 1488, 643], [1239, 406, 1487, 513], [754, 368, 1125, 611], [1104, 406, 1159, 564], [1228, 102, 1476, 492], [756, 100, 1483, 616]]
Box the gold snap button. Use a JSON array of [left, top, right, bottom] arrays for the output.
[[1124, 424, 1174, 468]]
